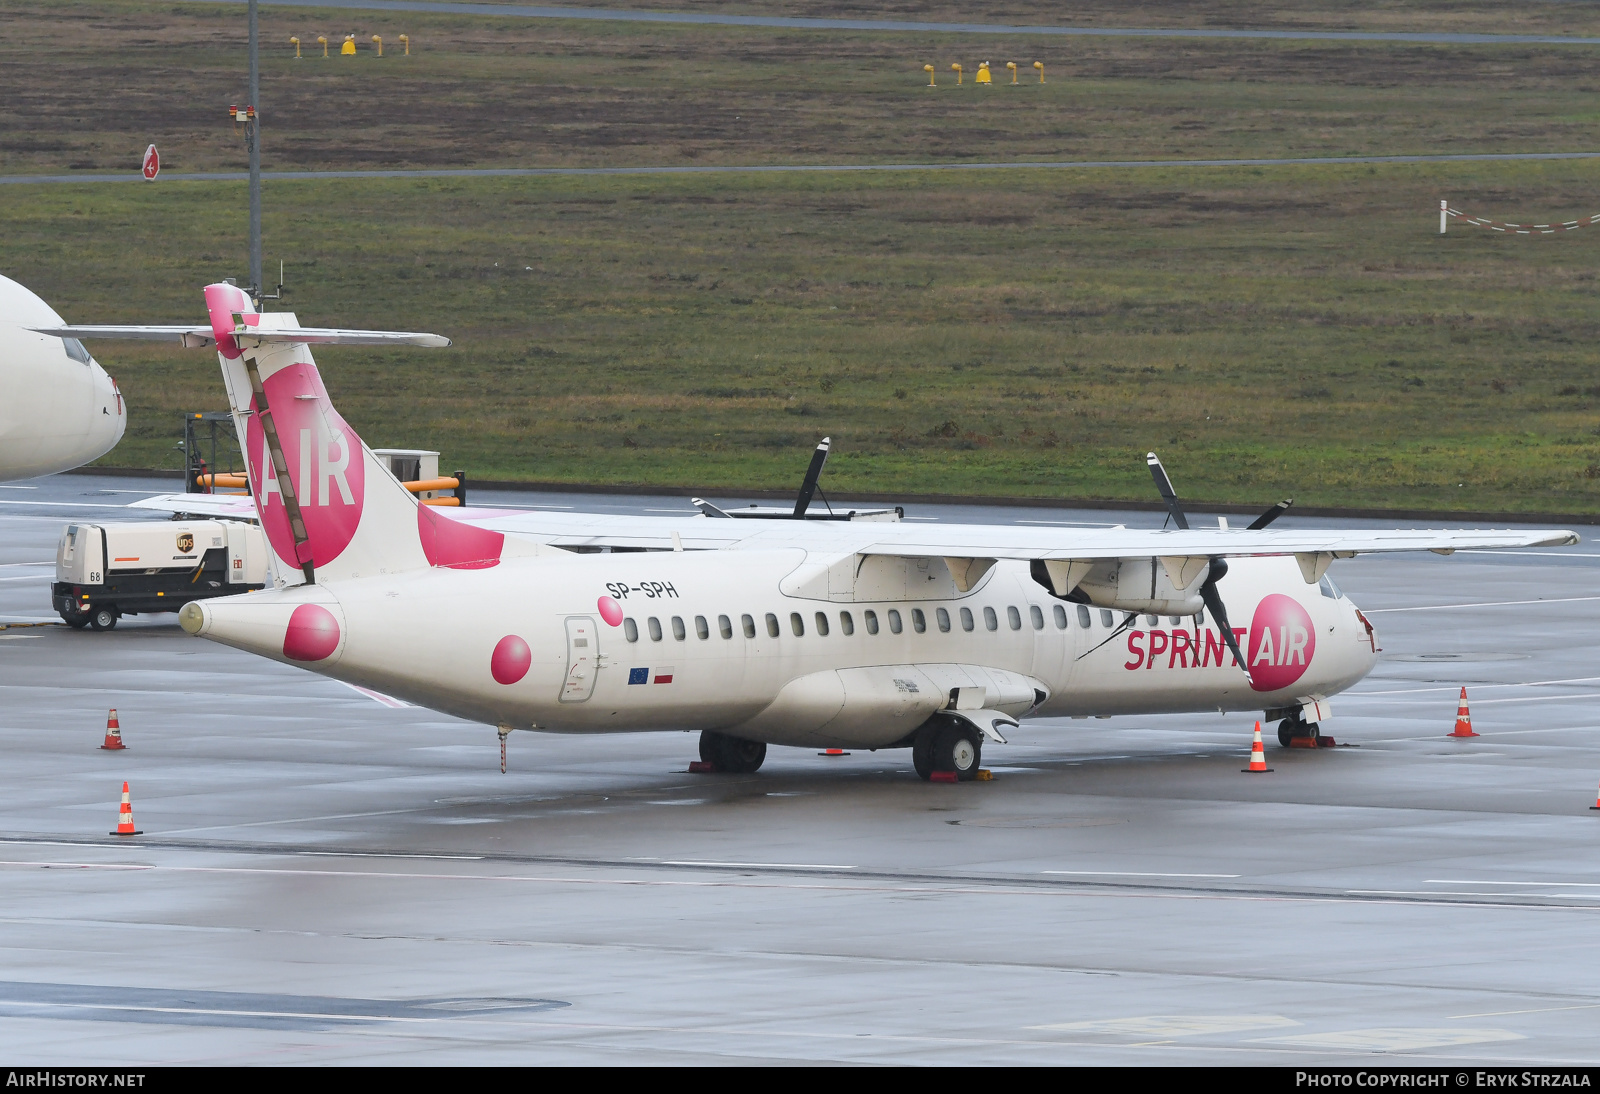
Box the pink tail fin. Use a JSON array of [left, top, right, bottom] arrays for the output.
[[204, 283, 503, 583]]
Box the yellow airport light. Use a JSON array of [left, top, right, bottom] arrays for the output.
[[290, 36, 301, 59], [1033, 60, 1044, 82], [341, 33, 357, 55], [976, 61, 991, 83], [951, 62, 963, 84], [1006, 61, 1017, 83], [399, 34, 410, 55], [923, 63, 935, 86], [371, 35, 383, 56], [317, 35, 328, 57]]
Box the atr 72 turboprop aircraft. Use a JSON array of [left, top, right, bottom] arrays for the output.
[[43, 283, 1579, 781], [0, 273, 125, 482]]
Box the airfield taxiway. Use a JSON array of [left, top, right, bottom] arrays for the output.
[[1, 473, 1597, 1065]]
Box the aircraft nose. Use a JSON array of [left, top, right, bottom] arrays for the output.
[[89, 364, 126, 448]]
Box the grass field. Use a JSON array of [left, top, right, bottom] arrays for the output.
[[2, 2, 1599, 513]]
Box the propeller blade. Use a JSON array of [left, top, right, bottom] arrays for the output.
[[1146, 451, 1188, 530], [1246, 498, 1294, 531], [1198, 559, 1252, 684], [793, 437, 831, 518]]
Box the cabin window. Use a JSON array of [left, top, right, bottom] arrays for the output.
[[1030, 605, 1045, 630], [1167, 616, 1181, 626], [765, 612, 780, 638], [1052, 604, 1067, 629], [888, 609, 903, 634], [790, 612, 805, 637], [840, 611, 855, 635], [624, 618, 639, 642], [1100, 608, 1114, 628], [814, 611, 830, 636], [1074, 604, 1088, 628], [983, 606, 998, 631], [671, 616, 686, 641], [911, 608, 926, 633], [695, 615, 710, 640], [719, 614, 733, 639], [647, 617, 663, 642], [742, 613, 757, 639], [1145, 614, 1159, 626], [1008, 606, 1022, 631], [1319, 575, 1342, 600], [960, 607, 975, 632], [1195, 608, 1205, 625], [864, 610, 879, 635], [63, 338, 93, 365], [936, 607, 951, 632]]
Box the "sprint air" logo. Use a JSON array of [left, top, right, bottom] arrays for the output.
[[1122, 593, 1316, 692]]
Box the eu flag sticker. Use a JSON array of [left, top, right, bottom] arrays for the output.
[[628, 667, 649, 685]]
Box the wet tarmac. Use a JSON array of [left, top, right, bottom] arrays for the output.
[[2, 473, 1598, 1064]]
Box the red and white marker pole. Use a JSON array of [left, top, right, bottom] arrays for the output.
[[142, 144, 159, 181]]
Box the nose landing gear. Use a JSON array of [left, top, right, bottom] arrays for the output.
[[1278, 717, 1334, 748]]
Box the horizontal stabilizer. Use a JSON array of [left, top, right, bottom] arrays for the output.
[[33, 325, 451, 348]]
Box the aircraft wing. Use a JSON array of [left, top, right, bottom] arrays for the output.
[[33, 325, 451, 348], [859, 525, 1579, 561], [456, 509, 1577, 560]]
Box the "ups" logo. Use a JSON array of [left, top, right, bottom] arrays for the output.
[[176, 532, 194, 553]]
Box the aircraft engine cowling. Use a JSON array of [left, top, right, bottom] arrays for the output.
[[1070, 557, 1205, 616]]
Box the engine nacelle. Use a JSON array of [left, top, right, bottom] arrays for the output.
[[1072, 557, 1204, 616]]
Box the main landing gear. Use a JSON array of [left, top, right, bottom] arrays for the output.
[[698, 730, 767, 774], [1277, 717, 1320, 748], [912, 716, 983, 782]]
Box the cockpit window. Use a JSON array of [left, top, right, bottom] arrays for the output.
[[1318, 575, 1343, 600], [62, 338, 93, 365]]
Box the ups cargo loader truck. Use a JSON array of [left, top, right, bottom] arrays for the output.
[[52, 520, 270, 630]]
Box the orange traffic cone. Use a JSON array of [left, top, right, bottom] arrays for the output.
[[110, 781, 141, 836], [1449, 687, 1479, 738], [1589, 779, 1599, 812], [1242, 721, 1273, 773], [99, 708, 126, 751]]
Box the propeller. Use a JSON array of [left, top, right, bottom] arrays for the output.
[[1197, 558, 1251, 684], [1246, 498, 1294, 530], [1145, 451, 1253, 684], [1146, 452, 1188, 530], [793, 437, 831, 518]]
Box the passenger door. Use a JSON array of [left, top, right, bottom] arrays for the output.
[[561, 616, 599, 703]]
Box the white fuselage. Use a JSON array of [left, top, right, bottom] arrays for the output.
[[0, 274, 125, 482], [196, 546, 1377, 748]]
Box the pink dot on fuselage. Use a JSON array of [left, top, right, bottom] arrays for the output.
[[597, 595, 624, 627], [283, 603, 341, 662], [491, 634, 532, 685]]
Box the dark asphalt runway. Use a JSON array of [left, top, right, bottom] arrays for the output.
[[1, 474, 1597, 1063]]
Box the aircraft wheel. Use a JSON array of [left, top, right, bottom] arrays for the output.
[[717, 735, 767, 774], [88, 606, 118, 631], [698, 730, 719, 765], [1277, 719, 1296, 748], [935, 721, 983, 781], [912, 724, 937, 780]]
